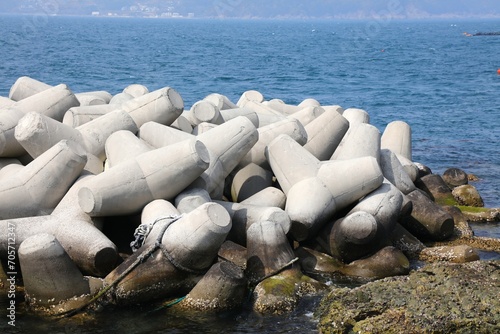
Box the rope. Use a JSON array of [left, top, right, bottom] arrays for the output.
[[53, 215, 183, 318], [130, 215, 180, 252], [148, 295, 187, 313]]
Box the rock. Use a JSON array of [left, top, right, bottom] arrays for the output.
[[452, 184, 484, 207], [316, 260, 500, 333], [442, 167, 469, 188]]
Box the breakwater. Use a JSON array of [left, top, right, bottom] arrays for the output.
[[0, 76, 499, 321]]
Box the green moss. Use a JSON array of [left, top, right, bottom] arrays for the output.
[[260, 275, 296, 297], [435, 194, 459, 206], [457, 206, 490, 213]]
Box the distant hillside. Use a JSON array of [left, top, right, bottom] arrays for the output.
[[1, 0, 499, 19]]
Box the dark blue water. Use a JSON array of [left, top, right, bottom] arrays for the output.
[[0, 15, 499, 333]]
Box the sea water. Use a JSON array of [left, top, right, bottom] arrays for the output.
[[0, 15, 499, 333]]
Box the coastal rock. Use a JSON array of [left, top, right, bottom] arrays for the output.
[[316, 260, 500, 334], [442, 167, 468, 188], [452, 184, 484, 207]]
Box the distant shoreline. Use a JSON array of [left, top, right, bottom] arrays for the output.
[[1, 12, 500, 21]]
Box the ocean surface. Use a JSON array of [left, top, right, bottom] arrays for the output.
[[0, 15, 499, 333]]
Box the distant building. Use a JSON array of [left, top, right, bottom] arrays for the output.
[[91, 11, 99, 16]]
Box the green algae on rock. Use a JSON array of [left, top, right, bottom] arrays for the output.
[[315, 260, 500, 334]]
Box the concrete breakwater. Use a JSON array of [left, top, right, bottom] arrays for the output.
[[0, 76, 499, 317]]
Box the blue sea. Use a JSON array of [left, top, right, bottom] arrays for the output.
[[0, 15, 499, 333]]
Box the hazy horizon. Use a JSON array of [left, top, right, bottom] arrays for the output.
[[2, 1, 500, 20]]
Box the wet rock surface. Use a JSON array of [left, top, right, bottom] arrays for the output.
[[315, 260, 500, 334]]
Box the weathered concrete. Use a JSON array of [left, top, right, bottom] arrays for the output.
[[204, 93, 238, 110], [0, 174, 119, 277], [8, 76, 52, 101], [174, 187, 211, 214], [267, 134, 384, 241], [0, 84, 80, 157], [123, 84, 149, 98], [230, 162, 274, 202], [238, 118, 306, 170], [75, 92, 107, 106], [19, 233, 90, 306], [317, 211, 382, 263], [214, 201, 291, 246], [178, 261, 247, 311], [303, 108, 349, 161], [0, 140, 87, 219], [139, 121, 194, 148], [109, 92, 133, 105], [379, 148, 416, 195], [77, 109, 139, 161], [104, 130, 152, 168], [381, 120, 412, 161], [15, 112, 85, 158], [237, 90, 264, 107], [287, 105, 325, 126], [330, 123, 380, 161], [240, 186, 287, 210], [121, 87, 184, 128], [62, 104, 117, 127], [190, 116, 259, 198], [78, 138, 210, 216], [400, 189, 455, 241], [452, 184, 484, 207], [105, 202, 231, 305], [185, 100, 224, 126]]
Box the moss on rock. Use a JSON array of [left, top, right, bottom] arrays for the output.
[[315, 260, 500, 333]]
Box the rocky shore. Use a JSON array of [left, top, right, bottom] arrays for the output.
[[0, 77, 499, 331], [316, 260, 500, 334]]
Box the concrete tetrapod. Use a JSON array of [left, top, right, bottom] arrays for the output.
[[8, 76, 52, 101], [189, 116, 259, 198], [15, 109, 138, 164], [138, 199, 181, 250], [0, 140, 87, 220], [62, 104, 117, 127], [316, 180, 405, 263], [303, 107, 349, 161], [78, 138, 210, 217], [287, 106, 325, 127], [400, 189, 455, 241], [104, 202, 231, 305], [0, 174, 119, 277], [379, 148, 416, 195], [317, 211, 381, 263], [230, 162, 274, 202], [0, 84, 80, 157], [185, 100, 224, 126], [203, 93, 238, 110], [330, 123, 381, 161], [174, 188, 211, 214], [240, 187, 287, 210], [123, 84, 149, 98], [246, 220, 325, 314], [178, 261, 247, 311], [139, 117, 258, 197], [214, 200, 291, 247], [381, 120, 412, 161], [238, 118, 307, 171], [104, 130, 152, 168], [0, 96, 14, 108], [19, 233, 91, 307], [120, 87, 184, 128], [266, 134, 384, 241]]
